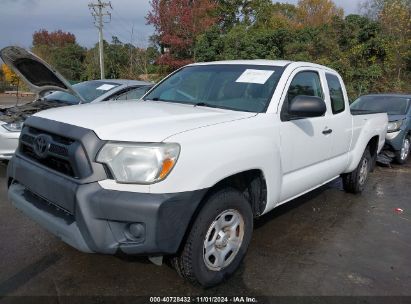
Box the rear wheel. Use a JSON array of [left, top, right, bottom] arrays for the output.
[[171, 188, 253, 287], [342, 148, 372, 194], [395, 136, 410, 164]]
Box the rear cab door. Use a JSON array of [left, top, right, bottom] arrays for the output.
[[323, 72, 352, 172]]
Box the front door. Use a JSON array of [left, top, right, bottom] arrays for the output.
[[278, 69, 333, 202]]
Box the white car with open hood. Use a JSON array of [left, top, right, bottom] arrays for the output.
[[0, 46, 152, 159], [7, 59, 388, 287]]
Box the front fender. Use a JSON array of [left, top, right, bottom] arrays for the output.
[[153, 115, 282, 211]]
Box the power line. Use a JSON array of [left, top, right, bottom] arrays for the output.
[[111, 8, 134, 36], [88, 0, 112, 79], [105, 23, 131, 45]]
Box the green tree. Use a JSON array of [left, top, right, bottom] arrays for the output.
[[31, 29, 86, 81], [82, 37, 160, 81]]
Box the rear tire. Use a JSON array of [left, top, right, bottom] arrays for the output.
[[343, 148, 372, 194], [395, 136, 410, 164], [171, 188, 253, 287]]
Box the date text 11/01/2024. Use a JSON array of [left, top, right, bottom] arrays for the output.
[[149, 297, 258, 303]]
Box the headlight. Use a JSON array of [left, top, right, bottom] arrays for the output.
[[2, 121, 23, 132], [387, 120, 403, 133], [96, 142, 180, 184]]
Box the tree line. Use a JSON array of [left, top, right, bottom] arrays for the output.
[[1, 0, 410, 100], [148, 0, 411, 99]]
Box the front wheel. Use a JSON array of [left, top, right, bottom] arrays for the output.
[[342, 148, 372, 194], [395, 136, 410, 164], [171, 188, 253, 287]]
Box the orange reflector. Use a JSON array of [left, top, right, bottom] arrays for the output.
[[159, 158, 175, 179]]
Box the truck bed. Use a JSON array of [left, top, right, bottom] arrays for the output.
[[350, 109, 386, 115]]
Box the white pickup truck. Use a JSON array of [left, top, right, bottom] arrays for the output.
[[7, 59, 388, 287]]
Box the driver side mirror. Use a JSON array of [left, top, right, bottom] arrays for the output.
[[287, 95, 326, 119]]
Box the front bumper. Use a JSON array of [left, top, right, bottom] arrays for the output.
[[7, 155, 207, 255]]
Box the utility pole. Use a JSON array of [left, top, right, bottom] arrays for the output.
[[89, 0, 112, 79], [129, 24, 134, 77]]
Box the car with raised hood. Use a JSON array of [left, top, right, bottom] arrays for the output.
[[351, 94, 411, 164], [7, 60, 388, 287], [0, 46, 152, 159]]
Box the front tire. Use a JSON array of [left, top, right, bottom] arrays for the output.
[[171, 188, 253, 287], [395, 136, 410, 164], [342, 148, 372, 194]]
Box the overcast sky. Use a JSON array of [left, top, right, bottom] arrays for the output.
[[0, 0, 363, 50]]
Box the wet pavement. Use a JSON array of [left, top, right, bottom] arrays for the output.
[[0, 161, 410, 297]]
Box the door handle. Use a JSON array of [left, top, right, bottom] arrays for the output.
[[322, 128, 333, 135]]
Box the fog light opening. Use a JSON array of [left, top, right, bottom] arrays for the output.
[[125, 223, 145, 241]]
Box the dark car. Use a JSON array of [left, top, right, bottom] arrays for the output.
[[351, 94, 411, 164]]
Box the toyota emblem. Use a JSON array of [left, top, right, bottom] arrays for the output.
[[33, 134, 50, 158]]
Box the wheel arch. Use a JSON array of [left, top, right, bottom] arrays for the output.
[[174, 169, 267, 254], [367, 135, 379, 171], [345, 134, 381, 174], [203, 169, 268, 217]]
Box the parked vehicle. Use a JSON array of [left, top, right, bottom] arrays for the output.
[[351, 94, 411, 164], [0, 46, 152, 159], [112, 85, 153, 100], [7, 59, 388, 287]]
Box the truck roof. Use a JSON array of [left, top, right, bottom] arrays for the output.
[[189, 60, 339, 74], [190, 60, 293, 67]]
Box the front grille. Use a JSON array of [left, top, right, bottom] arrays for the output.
[[19, 127, 81, 178], [49, 143, 69, 156], [21, 145, 75, 177], [28, 127, 75, 145], [21, 134, 34, 145]]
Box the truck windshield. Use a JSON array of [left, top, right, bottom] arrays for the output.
[[144, 64, 285, 112], [351, 96, 410, 115]]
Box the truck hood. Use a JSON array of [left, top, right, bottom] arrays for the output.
[[34, 100, 256, 142], [0, 46, 84, 101]]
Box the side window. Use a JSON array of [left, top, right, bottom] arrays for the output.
[[104, 87, 135, 101], [281, 71, 324, 120], [287, 71, 323, 104], [326, 73, 345, 114], [114, 86, 151, 100]]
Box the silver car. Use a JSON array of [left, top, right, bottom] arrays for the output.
[[0, 46, 152, 159]]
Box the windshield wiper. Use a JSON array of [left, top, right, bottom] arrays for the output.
[[149, 97, 192, 105], [149, 98, 219, 109], [193, 102, 219, 109], [151, 97, 166, 101]]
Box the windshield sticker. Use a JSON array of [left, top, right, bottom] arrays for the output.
[[96, 84, 117, 91], [235, 69, 274, 84]]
